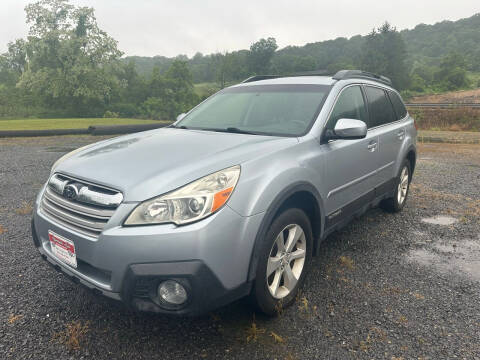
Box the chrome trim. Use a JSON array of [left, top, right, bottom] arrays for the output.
[[42, 174, 122, 238], [49, 174, 67, 194], [41, 199, 106, 231], [44, 187, 114, 219], [377, 161, 395, 172], [78, 187, 123, 208], [39, 205, 100, 239], [48, 173, 123, 208], [327, 168, 378, 198]]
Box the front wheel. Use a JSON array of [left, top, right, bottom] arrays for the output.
[[381, 159, 411, 213], [251, 208, 313, 316]]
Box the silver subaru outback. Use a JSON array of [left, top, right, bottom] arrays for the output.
[[32, 70, 417, 316]]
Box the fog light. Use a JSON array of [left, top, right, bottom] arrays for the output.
[[158, 280, 187, 305]]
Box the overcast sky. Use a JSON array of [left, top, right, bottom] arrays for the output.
[[1, 0, 479, 58]]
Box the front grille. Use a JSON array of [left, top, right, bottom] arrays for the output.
[[40, 174, 123, 238]]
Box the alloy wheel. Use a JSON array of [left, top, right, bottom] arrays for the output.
[[397, 166, 409, 205], [266, 224, 306, 299]]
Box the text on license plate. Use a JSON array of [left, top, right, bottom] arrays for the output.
[[48, 231, 77, 268]]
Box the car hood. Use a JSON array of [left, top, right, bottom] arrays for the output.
[[55, 128, 298, 201]]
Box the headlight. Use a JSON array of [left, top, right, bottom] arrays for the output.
[[124, 165, 240, 226]]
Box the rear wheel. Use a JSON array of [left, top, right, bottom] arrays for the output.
[[251, 208, 313, 316], [381, 159, 411, 213]]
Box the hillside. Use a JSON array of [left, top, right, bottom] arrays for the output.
[[125, 13, 480, 80]]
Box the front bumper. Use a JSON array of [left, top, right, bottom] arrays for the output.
[[32, 191, 263, 315]]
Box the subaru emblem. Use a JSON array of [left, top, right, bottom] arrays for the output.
[[63, 184, 79, 200]]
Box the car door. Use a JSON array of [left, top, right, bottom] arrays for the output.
[[322, 85, 379, 229], [364, 86, 406, 192]]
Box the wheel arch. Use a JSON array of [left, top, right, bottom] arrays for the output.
[[406, 147, 416, 177], [246, 182, 324, 282], [395, 142, 417, 180]]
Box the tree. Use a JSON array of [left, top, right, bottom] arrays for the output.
[[142, 60, 198, 120], [248, 37, 278, 74], [361, 23, 410, 89], [5, 39, 27, 76], [17, 0, 123, 116], [435, 52, 469, 90]]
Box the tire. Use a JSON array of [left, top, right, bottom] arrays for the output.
[[380, 159, 411, 213], [250, 208, 313, 316]]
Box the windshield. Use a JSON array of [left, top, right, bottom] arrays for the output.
[[176, 84, 331, 136]]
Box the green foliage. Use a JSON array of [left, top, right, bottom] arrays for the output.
[[248, 37, 278, 74], [103, 111, 119, 118], [435, 52, 469, 90], [124, 14, 480, 96], [14, 0, 123, 117], [140, 60, 198, 120], [0, 118, 160, 130], [361, 23, 410, 89], [0, 0, 199, 120], [1, 1, 480, 121]]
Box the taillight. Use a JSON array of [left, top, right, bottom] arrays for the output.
[[413, 118, 418, 130]]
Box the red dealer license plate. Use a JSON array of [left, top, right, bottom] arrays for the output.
[[48, 231, 77, 268]]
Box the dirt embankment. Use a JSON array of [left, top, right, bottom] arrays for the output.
[[410, 88, 480, 103]]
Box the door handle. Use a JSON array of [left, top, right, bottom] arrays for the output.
[[397, 130, 405, 140], [367, 142, 377, 152]]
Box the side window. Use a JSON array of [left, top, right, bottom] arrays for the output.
[[365, 86, 396, 127], [388, 90, 408, 120], [326, 86, 367, 130]]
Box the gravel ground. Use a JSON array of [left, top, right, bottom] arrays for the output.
[[1, 136, 479, 360]]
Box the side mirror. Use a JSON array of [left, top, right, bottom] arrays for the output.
[[326, 118, 367, 140], [176, 113, 186, 122]]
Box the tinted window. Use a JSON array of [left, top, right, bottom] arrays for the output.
[[326, 86, 367, 130], [365, 86, 396, 127], [178, 84, 330, 136], [388, 91, 408, 119]]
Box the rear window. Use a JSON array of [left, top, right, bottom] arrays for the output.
[[388, 91, 408, 120], [365, 86, 396, 127]]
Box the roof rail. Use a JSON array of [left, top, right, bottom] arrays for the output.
[[242, 70, 330, 83], [332, 70, 392, 86], [242, 75, 280, 83]]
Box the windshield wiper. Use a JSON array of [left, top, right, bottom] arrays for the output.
[[213, 127, 258, 135]]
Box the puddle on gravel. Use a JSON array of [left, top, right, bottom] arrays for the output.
[[407, 240, 480, 281], [422, 215, 458, 225], [44, 146, 77, 153]]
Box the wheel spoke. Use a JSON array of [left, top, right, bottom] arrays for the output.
[[269, 269, 282, 297], [283, 265, 297, 291], [286, 225, 303, 252], [275, 232, 285, 253], [267, 256, 282, 277], [289, 248, 305, 261]]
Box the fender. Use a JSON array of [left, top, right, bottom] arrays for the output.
[[395, 142, 417, 178], [246, 181, 324, 282]]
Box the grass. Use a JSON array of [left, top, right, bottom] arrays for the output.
[[408, 107, 480, 132], [52, 320, 90, 351], [15, 201, 33, 215], [0, 118, 163, 131]]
